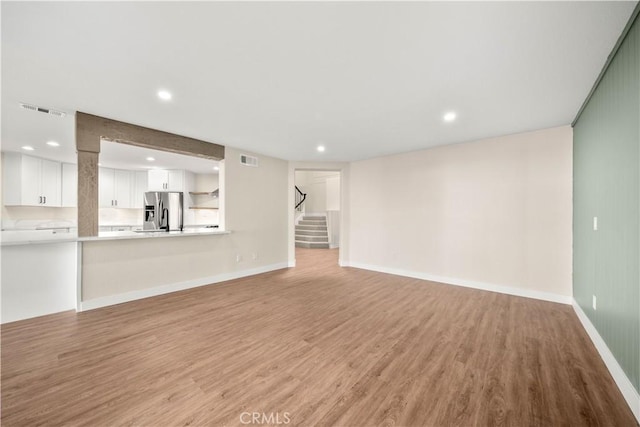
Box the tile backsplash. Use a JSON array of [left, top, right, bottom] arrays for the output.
[[99, 208, 143, 225], [2, 207, 77, 230], [3, 206, 218, 230]]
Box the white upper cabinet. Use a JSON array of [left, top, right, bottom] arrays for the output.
[[147, 169, 191, 192], [167, 170, 184, 192], [99, 167, 132, 208], [114, 169, 132, 208], [131, 171, 148, 208], [61, 163, 78, 207], [2, 152, 61, 207], [147, 169, 168, 191], [99, 168, 115, 208], [40, 159, 62, 206], [20, 155, 42, 206]]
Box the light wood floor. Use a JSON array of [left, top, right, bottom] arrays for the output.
[[2, 248, 636, 426]]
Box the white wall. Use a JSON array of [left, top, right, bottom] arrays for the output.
[[326, 176, 341, 211], [347, 126, 573, 302], [294, 170, 340, 214], [81, 146, 289, 305], [1, 242, 77, 323]]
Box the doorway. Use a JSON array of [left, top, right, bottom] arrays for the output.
[[291, 169, 343, 266]]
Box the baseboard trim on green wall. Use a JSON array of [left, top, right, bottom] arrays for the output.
[[572, 299, 640, 423]]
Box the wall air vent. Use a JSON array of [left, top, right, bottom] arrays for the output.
[[19, 103, 67, 118], [240, 154, 258, 167]]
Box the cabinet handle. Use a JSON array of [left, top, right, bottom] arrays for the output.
[[115, 200, 118, 206], [44, 196, 46, 204], [39, 196, 42, 204]]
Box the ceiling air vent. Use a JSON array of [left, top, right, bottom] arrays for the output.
[[240, 154, 258, 167], [19, 103, 67, 118]]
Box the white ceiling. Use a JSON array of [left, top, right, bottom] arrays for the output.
[[1, 1, 636, 163], [100, 141, 219, 175]]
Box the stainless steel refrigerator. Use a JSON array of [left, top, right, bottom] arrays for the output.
[[143, 192, 184, 231]]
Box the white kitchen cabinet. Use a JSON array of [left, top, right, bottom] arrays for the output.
[[167, 170, 184, 191], [61, 163, 78, 207], [99, 167, 132, 208], [114, 170, 132, 207], [131, 171, 148, 208], [148, 170, 168, 191], [99, 168, 114, 208], [2, 152, 61, 207], [20, 155, 41, 205], [147, 169, 192, 192], [40, 160, 61, 206]]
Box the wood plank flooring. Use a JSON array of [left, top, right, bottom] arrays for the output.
[[2, 248, 637, 426]]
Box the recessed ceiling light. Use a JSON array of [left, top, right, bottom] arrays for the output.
[[46, 141, 60, 147], [98, 163, 102, 166], [146, 157, 155, 162], [22, 146, 34, 151], [213, 166, 219, 171], [157, 90, 172, 101], [443, 111, 457, 122], [317, 145, 326, 153]]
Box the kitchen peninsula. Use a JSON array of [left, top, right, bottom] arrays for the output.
[[1, 226, 231, 323], [2, 112, 288, 325]]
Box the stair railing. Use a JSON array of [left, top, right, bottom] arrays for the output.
[[295, 186, 307, 211]]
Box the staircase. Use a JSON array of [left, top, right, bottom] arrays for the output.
[[295, 216, 329, 249]]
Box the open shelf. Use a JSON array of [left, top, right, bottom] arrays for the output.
[[189, 189, 219, 197], [189, 189, 219, 211]]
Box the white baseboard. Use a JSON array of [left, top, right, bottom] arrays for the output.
[[346, 261, 572, 305], [288, 260, 296, 267], [80, 262, 289, 311], [572, 299, 640, 422]]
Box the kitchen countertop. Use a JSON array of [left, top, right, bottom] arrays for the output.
[[99, 224, 217, 228], [80, 229, 229, 242], [1, 228, 229, 246]]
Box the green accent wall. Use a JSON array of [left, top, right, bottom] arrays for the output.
[[573, 12, 639, 393]]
